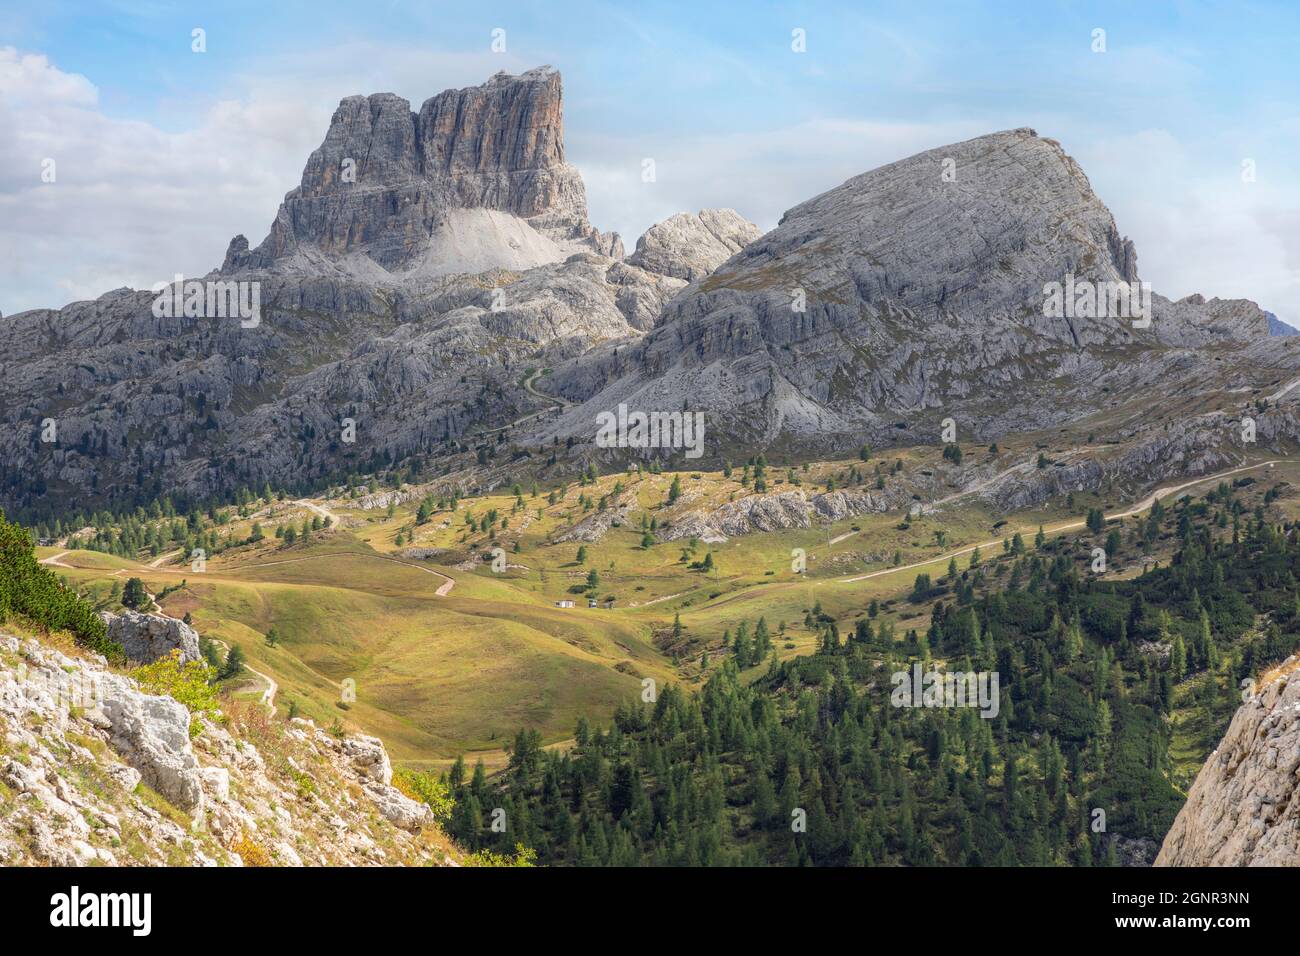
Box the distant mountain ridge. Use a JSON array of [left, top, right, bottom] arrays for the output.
[[223, 66, 620, 279], [0, 68, 754, 516], [1267, 310, 1299, 336], [543, 128, 1281, 455], [4, 72, 1300, 520]]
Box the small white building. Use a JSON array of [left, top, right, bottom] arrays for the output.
[[555, 600, 575, 608]]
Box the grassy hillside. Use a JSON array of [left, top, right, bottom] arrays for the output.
[[38, 450, 1300, 784], [447, 478, 1300, 865]]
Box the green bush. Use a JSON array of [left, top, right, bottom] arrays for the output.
[[392, 768, 454, 821], [130, 650, 220, 736], [464, 843, 536, 867], [0, 510, 119, 657]]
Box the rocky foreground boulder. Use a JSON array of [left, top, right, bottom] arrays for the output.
[[1156, 659, 1300, 866], [99, 608, 201, 664], [95, 677, 205, 811], [0, 632, 455, 866]]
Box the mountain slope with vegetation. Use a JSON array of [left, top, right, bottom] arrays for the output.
[[0, 509, 478, 866], [447, 483, 1300, 865]]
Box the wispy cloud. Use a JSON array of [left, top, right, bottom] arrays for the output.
[[1, 0, 1297, 326]]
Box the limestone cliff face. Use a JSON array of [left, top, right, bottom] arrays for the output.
[[0, 68, 690, 511], [627, 209, 763, 282], [0, 631, 459, 866], [545, 128, 1278, 453], [230, 66, 619, 275], [1156, 660, 1300, 866]]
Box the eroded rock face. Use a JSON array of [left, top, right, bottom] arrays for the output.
[[0, 631, 457, 865], [339, 734, 394, 785], [236, 66, 618, 274], [546, 128, 1281, 456], [553, 491, 637, 543], [627, 209, 763, 282], [696, 490, 812, 538], [99, 609, 200, 665], [654, 482, 920, 543], [1156, 663, 1300, 866], [95, 677, 205, 812]]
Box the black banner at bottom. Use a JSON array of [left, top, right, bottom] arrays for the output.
[[0, 865, 1274, 942]]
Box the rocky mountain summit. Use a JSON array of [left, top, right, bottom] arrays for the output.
[[1155, 659, 1300, 866], [626, 208, 763, 281], [0, 630, 454, 866], [0, 67, 756, 515], [1268, 310, 1299, 336], [5, 84, 1298, 523], [545, 128, 1285, 459], [224, 66, 620, 278]]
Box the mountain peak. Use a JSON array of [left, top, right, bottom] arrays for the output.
[[544, 126, 1265, 452], [224, 66, 619, 276], [627, 208, 763, 281], [486, 64, 558, 84]]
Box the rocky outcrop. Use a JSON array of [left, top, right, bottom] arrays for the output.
[[99, 609, 200, 664], [553, 492, 636, 543], [627, 209, 763, 281], [811, 489, 901, 520], [94, 677, 205, 811], [681, 490, 812, 540], [658, 483, 915, 542], [0, 631, 457, 866], [234, 66, 618, 276], [1155, 660, 1300, 866], [339, 733, 394, 784], [545, 128, 1284, 457]]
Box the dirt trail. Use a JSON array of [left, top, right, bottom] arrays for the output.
[[523, 368, 572, 408], [824, 458, 1043, 546], [208, 636, 279, 717], [45, 547, 455, 596], [1108, 460, 1279, 519], [293, 498, 341, 526], [632, 590, 690, 608], [75, 578, 282, 717], [224, 550, 456, 596], [839, 459, 1283, 585], [38, 544, 451, 715], [478, 369, 573, 437], [930, 459, 1036, 508], [138, 584, 280, 717]]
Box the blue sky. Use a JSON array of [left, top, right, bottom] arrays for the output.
[[2, 0, 1298, 320]]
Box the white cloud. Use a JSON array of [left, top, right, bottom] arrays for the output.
[[1075, 128, 1300, 325], [1, 43, 1295, 333], [0, 44, 532, 314]]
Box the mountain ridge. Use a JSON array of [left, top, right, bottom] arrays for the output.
[[541, 127, 1275, 455], [223, 65, 621, 279], [4, 73, 1298, 527]]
